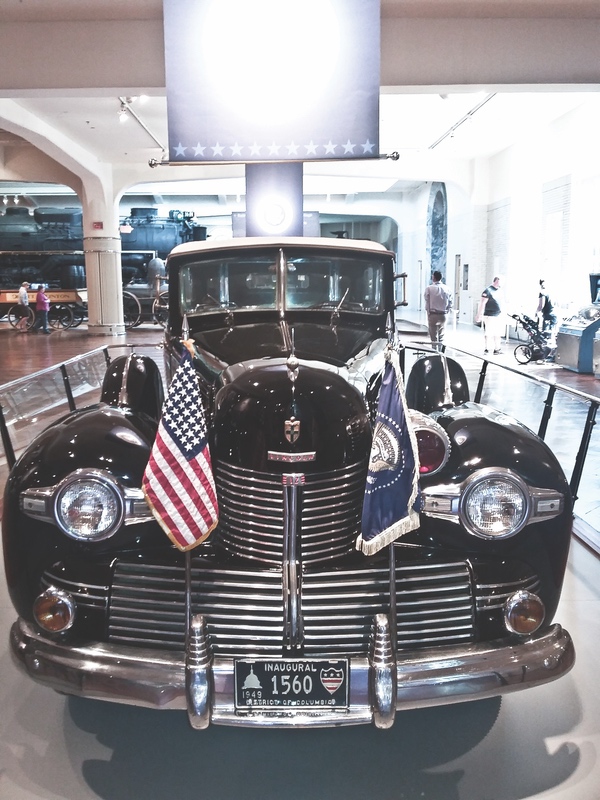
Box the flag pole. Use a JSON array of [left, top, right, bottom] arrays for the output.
[[185, 549, 192, 648], [388, 543, 397, 656]]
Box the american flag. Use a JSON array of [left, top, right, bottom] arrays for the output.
[[142, 349, 218, 551], [356, 347, 420, 556]]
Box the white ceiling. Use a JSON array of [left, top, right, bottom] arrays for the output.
[[1, 89, 593, 203]]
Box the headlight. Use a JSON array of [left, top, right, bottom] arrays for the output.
[[460, 469, 529, 539], [52, 471, 125, 540], [55, 472, 124, 540], [421, 467, 563, 535], [20, 468, 153, 537]]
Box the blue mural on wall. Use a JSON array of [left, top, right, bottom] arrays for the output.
[[427, 182, 447, 278]]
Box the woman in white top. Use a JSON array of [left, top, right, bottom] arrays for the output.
[[16, 281, 31, 331]]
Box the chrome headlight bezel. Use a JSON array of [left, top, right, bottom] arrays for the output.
[[459, 468, 530, 539], [20, 468, 153, 540], [53, 470, 125, 541], [421, 466, 564, 538]]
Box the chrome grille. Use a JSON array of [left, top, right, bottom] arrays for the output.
[[41, 571, 108, 611], [475, 575, 541, 611], [214, 460, 367, 565], [107, 556, 477, 656], [302, 561, 474, 651]]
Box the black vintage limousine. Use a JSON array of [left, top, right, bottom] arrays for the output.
[[4, 236, 574, 728]]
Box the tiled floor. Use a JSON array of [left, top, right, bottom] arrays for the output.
[[0, 317, 599, 799]]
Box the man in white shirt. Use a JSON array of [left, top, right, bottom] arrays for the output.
[[424, 270, 453, 350]]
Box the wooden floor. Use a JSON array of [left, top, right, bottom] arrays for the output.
[[0, 322, 165, 385]]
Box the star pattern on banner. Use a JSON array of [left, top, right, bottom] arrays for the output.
[[161, 365, 208, 455], [169, 139, 378, 161]]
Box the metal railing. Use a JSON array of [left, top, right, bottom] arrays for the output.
[[0, 339, 597, 514], [464, 349, 598, 503], [0, 342, 164, 473]]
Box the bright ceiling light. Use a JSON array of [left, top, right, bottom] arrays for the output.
[[200, 0, 341, 128]]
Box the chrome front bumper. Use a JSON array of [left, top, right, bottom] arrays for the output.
[[10, 614, 574, 729]]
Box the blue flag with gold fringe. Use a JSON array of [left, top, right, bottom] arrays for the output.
[[357, 347, 420, 555]]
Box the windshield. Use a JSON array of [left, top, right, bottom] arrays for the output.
[[179, 248, 386, 316]]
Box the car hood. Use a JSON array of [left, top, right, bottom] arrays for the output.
[[192, 320, 382, 368]]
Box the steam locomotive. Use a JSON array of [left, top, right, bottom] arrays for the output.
[[0, 206, 206, 290]]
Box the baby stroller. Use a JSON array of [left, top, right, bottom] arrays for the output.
[[510, 314, 555, 364]]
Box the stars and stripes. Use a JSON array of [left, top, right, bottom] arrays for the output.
[[142, 348, 218, 551], [356, 347, 420, 556]]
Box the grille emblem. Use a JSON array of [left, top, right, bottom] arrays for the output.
[[285, 417, 301, 444]]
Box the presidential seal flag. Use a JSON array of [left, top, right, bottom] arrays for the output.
[[356, 347, 420, 555], [142, 347, 218, 551]]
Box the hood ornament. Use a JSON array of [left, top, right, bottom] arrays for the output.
[[286, 327, 299, 383], [285, 417, 301, 444]]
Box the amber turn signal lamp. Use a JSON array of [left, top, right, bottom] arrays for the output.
[[33, 588, 76, 633], [504, 590, 545, 635]]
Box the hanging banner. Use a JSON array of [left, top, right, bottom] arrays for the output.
[[163, 0, 380, 163]]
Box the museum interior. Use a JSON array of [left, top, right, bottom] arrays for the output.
[[1, 1, 600, 799]]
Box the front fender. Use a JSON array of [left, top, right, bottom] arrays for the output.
[[406, 354, 469, 413], [100, 353, 164, 421], [2, 404, 162, 619]]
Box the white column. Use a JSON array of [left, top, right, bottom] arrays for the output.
[[84, 235, 125, 336]]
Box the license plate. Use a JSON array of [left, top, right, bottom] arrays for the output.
[[235, 659, 349, 710]]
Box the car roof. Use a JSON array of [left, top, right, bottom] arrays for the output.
[[168, 236, 393, 258]]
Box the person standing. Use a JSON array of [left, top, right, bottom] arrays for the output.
[[32, 284, 51, 334], [475, 276, 504, 354], [424, 270, 453, 350], [537, 279, 557, 334], [16, 281, 31, 331]]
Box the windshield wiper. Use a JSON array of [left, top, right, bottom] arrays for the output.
[[330, 287, 350, 325]]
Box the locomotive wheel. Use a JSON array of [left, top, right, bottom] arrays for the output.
[[8, 305, 35, 330], [152, 291, 169, 327], [122, 291, 142, 329], [49, 303, 75, 329], [70, 304, 87, 327], [514, 344, 533, 364]]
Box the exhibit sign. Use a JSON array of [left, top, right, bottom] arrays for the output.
[[163, 0, 380, 162]]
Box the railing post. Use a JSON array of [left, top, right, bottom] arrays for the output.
[[538, 384, 557, 441], [474, 360, 489, 403], [0, 404, 16, 469], [569, 400, 598, 503], [60, 364, 77, 412]]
